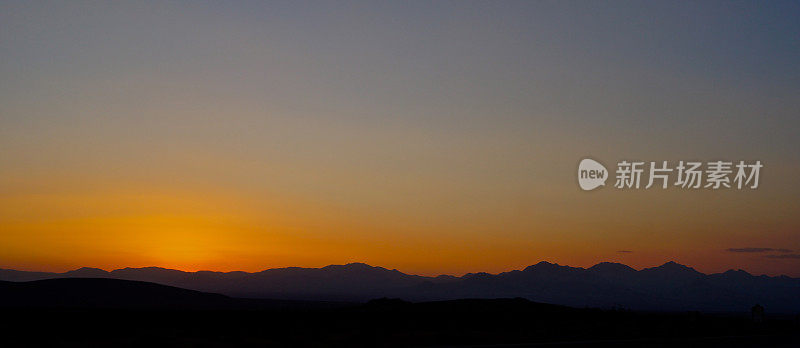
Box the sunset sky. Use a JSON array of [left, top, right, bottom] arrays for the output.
[[1, 1, 799, 276]]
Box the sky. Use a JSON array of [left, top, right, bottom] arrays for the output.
[[1, 1, 799, 276]]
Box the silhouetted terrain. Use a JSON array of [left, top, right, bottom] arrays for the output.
[[0, 278, 230, 309], [0, 279, 798, 346], [3, 261, 799, 313], [0, 278, 350, 310]]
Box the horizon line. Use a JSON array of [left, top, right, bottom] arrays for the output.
[[2, 260, 794, 279]]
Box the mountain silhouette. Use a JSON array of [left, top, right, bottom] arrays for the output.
[[2, 261, 799, 312], [0, 278, 231, 309], [0, 278, 350, 310]]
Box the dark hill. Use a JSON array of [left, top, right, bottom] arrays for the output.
[[0, 278, 233, 309]]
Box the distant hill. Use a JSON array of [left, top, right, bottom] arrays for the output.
[[2, 261, 799, 312], [0, 278, 231, 309], [0, 278, 350, 310]]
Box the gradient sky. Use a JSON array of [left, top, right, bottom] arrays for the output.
[[1, 1, 799, 276]]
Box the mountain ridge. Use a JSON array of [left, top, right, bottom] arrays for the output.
[[2, 261, 798, 312], [4, 260, 791, 279]]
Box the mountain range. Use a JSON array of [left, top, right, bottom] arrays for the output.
[[2, 261, 799, 313]]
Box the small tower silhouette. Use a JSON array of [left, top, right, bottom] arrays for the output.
[[751, 304, 764, 323]]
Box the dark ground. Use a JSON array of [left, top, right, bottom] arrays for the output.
[[1, 298, 799, 347], [0, 279, 798, 347]]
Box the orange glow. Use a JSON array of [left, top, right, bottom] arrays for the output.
[[1, 3, 799, 278]]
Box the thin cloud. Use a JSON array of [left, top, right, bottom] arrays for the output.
[[726, 248, 793, 253], [616, 250, 633, 253], [765, 254, 800, 259]]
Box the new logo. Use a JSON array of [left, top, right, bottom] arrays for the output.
[[578, 158, 608, 191]]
